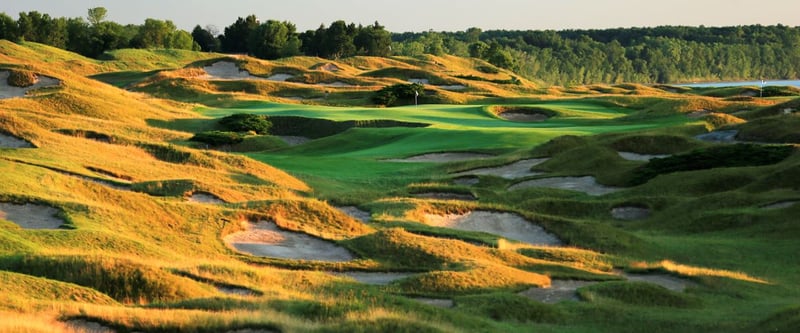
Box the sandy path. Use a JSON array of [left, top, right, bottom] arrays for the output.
[[0, 71, 60, 99], [0, 133, 33, 148], [424, 211, 562, 246], [386, 152, 494, 163], [455, 158, 548, 179], [224, 221, 354, 262], [0, 202, 63, 229], [508, 176, 621, 196], [617, 152, 670, 161], [611, 207, 651, 220]]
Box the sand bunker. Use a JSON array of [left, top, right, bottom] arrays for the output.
[[617, 152, 670, 161], [409, 78, 429, 84], [455, 158, 548, 179], [414, 192, 477, 201], [335, 206, 371, 222], [187, 192, 225, 204], [622, 272, 695, 291], [412, 297, 454, 308], [277, 136, 311, 146], [424, 211, 562, 246], [518, 280, 599, 304], [436, 84, 467, 91], [224, 220, 355, 262], [0, 133, 34, 148], [452, 176, 480, 186], [761, 201, 798, 210], [202, 62, 265, 80], [695, 130, 738, 143], [0, 202, 64, 229], [319, 63, 340, 72], [266, 73, 293, 81], [386, 152, 494, 163], [611, 206, 651, 220], [332, 272, 414, 285], [508, 176, 621, 196], [319, 81, 354, 87], [0, 71, 60, 99], [64, 319, 115, 333]]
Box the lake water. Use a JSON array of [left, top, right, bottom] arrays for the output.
[[676, 80, 800, 88]]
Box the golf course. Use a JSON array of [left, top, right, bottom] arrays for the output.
[[1, 38, 799, 333]]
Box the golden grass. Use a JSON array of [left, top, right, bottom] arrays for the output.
[[631, 260, 769, 284]]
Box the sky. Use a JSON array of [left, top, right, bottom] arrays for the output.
[[3, 0, 800, 33]]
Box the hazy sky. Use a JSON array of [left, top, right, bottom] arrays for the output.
[[4, 0, 800, 33]]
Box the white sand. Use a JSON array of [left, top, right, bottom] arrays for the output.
[[455, 158, 548, 179], [266, 73, 293, 81], [202, 62, 265, 81], [64, 319, 115, 333], [509, 176, 621, 196], [386, 152, 494, 163], [0, 202, 63, 229], [424, 211, 562, 246], [0, 133, 33, 148], [331, 271, 414, 285], [518, 280, 599, 303], [187, 193, 225, 204], [224, 220, 355, 262], [335, 206, 371, 222], [617, 152, 670, 161], [409, 78, 429, 84], [0, 71, 60, 99]]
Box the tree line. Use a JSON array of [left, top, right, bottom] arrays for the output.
[[2, 7, 799, 85]]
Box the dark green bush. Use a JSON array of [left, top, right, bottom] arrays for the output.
[[190, 131, 244, 145], [629, 144, 795, 185], [218, 113, 272, 134], [372, 83, 424, 106]]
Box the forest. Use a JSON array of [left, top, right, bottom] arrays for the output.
[[1, 7, 798, 85]]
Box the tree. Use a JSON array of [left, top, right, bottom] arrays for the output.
[[248, 20, 300, 59], [135, 18, 176, 48], [221, 15, 258, 53], [191, 25, 220, 52], [469, 41, 489, 58], [486, 41, 516, 70], [321, 20, 356, 59], [354, 21, 392, 56], [87, 7, 107, 26], [0, 13, 18, 41]]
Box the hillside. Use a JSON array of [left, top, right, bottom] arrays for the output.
[[1, 42, 799, 332]]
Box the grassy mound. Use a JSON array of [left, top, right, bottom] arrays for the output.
[[454, 292, 564, 323], [6, 70, 38, 87], [577, 281, 701, 308]]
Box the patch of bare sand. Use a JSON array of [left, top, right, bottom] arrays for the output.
[[409, 78, 429, 84], [277, 136, 311, 146], [761, 201, 798, 210], [414, 192, 476, 201], [202, 62, 265, 80], [0, 133, 34, 148], [0, 71, 60, 99], [224, 220, 354, 262], [187, 192, 225, 204], [412, 298, 454, 308], [319, 63, 340, 72], [518, 280, 599, 304], [611, 206, 651, 220], [319, 81, 353, 87], [617, 152, 670, 161], [621, 272, 695, 291], [64, 319, 115, 333], [335, 206, 371, 222], [424, 211, 562, 246], [386, 152, 494, 163], [331, 272, 414, 285], [508, 176, 621, 196], [0, 202, 63, 229], [266, 73, 293, 81], [455, 158, 548, 179]]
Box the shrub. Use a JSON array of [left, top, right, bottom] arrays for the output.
[[218, 113, 272, 134], [372, 83, 424, 106], [6, 70, 37, 87], [190, 131, 244, 145]]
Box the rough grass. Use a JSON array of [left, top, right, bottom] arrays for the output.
[[454, 292, 564, 323], [577, 281, 702, 308]]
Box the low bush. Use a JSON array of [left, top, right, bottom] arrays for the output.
[[629, 144, 795, 185], [372, 83, 424, 106], [218, 113, 272, 134]]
